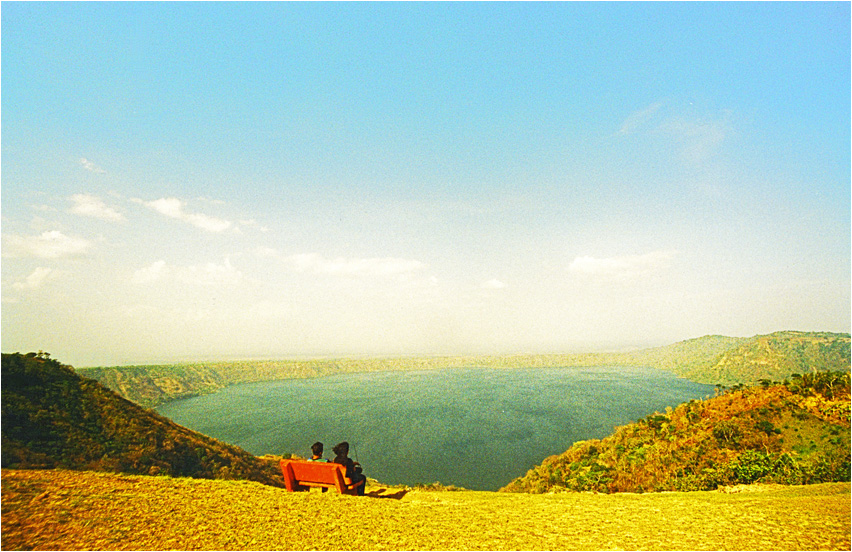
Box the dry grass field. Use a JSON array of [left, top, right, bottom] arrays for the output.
[[2, 469, 849, 551]]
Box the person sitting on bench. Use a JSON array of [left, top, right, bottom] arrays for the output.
[[307, 441, 328, 462], [332, 441, 366, 496]]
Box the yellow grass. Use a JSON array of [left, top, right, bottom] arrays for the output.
[[2, 469, 849, 551]]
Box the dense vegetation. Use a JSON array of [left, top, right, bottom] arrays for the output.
[[501, 371, 851, 494], [77, 331, 850, 407], [1, 352, 281, 486]]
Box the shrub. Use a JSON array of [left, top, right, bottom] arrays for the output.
[[727, 450, 774, 484], [755, 420, 780, 435], [713, 421, 743, 449]]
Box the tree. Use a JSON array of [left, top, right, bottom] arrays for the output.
[[712, 420, 742, 449]]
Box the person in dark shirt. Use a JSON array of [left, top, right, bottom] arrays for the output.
[[307, 441, 328, 462], [332, 441, 366, 496]]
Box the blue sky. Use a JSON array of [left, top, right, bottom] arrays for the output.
[[2, 2, 849, 367]]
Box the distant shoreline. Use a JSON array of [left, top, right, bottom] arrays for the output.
[[75, 331, 850, 408]]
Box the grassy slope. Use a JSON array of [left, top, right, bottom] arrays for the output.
[[2, 469, 849, 551]]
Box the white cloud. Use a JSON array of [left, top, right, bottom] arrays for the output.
[[185, 212, 232, 233], [131, 259, 243, 287], [255, 248, 427, 277], [2, 231, 92, 259], [144, 197, 184, 218], [69, 193, 125, 221], [186, 260, 243, 287], [79, 157, 106, 174], [285, 253, 426, 277], [617, 101, 664, 135], [254, 246, 281, 258], [239, 219, 270, 233], [617, 101, 731, 164], [13, 267, 60, 291], [140, 197, 233, 232], [32, 203, 59, 213], [481, 279, 507, 290], [569, 251, 677, 282], [660, 115, 730, 164], [131, 260, 169, 284]]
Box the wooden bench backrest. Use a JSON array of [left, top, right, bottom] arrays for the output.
[[289, 460, 344, 484], [280, 459, 352, 493]]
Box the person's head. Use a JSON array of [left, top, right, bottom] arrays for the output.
[[332, 441, 349, 457], [311, 442, 323, 457]]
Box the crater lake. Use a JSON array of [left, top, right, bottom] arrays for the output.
[[156, 366, 715, 490]]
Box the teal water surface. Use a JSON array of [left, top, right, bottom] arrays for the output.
[[156, 366, 714, 490]]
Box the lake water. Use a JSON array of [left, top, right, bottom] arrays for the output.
[[156, 366, 714, 490]]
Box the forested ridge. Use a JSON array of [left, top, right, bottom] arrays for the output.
[[1, 352, 281, 486], [502, 371, 851, 494], [76, 331, 850, 407]]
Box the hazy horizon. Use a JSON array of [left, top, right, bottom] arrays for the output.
[[3, 3, 850, 367], [60, 330, 843, 369]]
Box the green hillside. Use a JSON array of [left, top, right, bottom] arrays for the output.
[[501, 371, 851, 494], [1, 352, 281, 486], [76, 331, 850, 408], [685, 331, 852, 385]]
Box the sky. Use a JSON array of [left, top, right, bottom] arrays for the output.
[[2, 2, 850, 367]]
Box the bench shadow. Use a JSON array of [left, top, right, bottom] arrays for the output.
[[366, 488, 409, 500]]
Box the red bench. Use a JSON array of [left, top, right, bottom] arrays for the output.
[[279, 459, 365, 495]]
